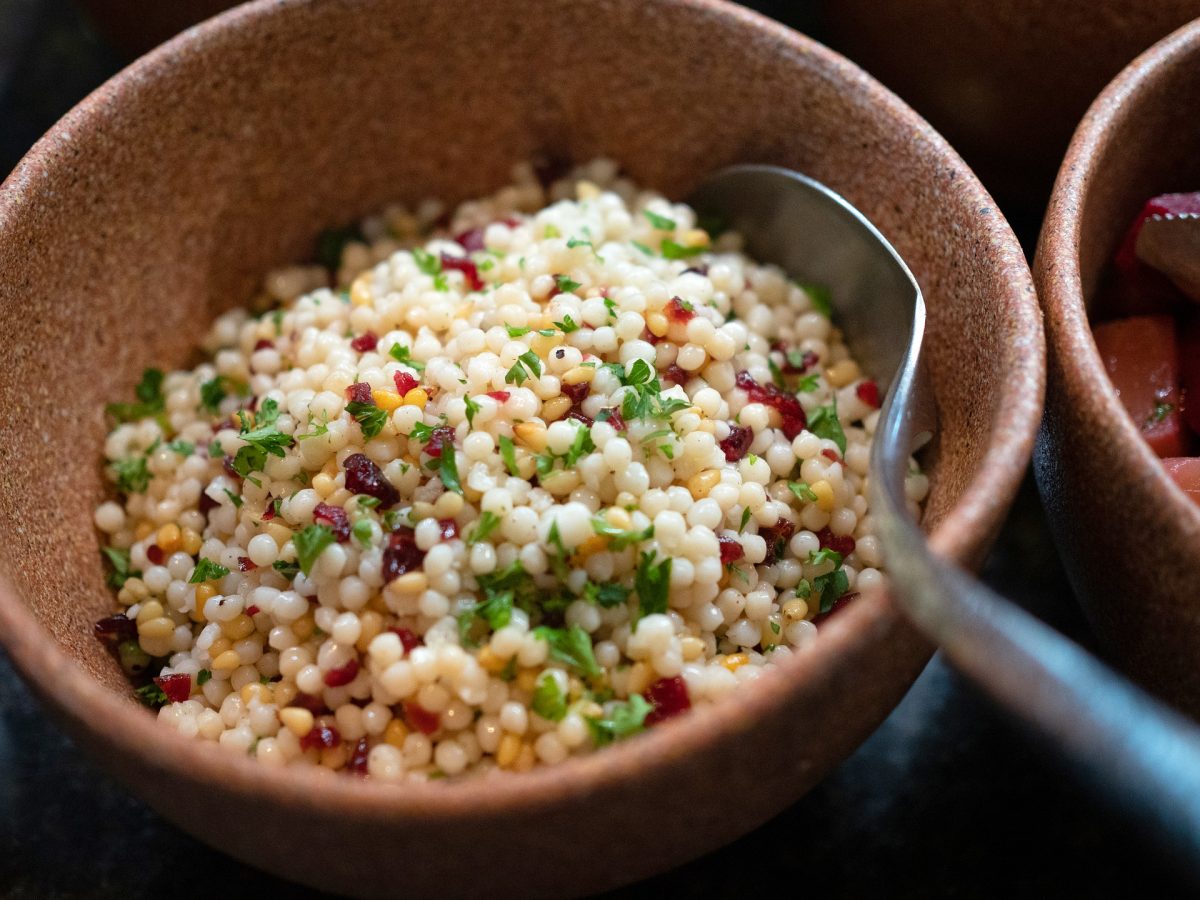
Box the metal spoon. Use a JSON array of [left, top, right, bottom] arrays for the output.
[[689, 165, 1200, 875]]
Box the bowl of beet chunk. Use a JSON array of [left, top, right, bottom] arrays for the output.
[[1037, 18, 1200, 720]]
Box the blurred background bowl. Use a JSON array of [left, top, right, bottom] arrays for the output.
[[1035, 19, 1200, 717], [0, 0, 1041, 895]]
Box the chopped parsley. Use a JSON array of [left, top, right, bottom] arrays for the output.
[[232, 398, 294, 483], [553, 314, 580, 333], [293, 524, 335, 577], [533, 624, 601, 678], [583, 580, 629, 608], [634, 551, 671, 619], [554, 274, 582, 294], [531, 674, 568, 722], [135, 682, 170, 709], [796, 372, 821, 393], [814, 567, 850, 613], [105, 368, 165, 423], [661, 239, 704, 260], [505, 350, 543, 386], [101, 546, 139, 590], [467, 511, 501, 545], [643, 209, 676, 230], [346, 401, 389, 440], [498, 434, 520, 476], [788, 481, 818, 503], [166, 440, 194, 456], [222, 488, 243, 508], [797, 281, 833, 317], [435, 446, 462, 495], [617, 359, 690, 422], [808, 399, 847, 455], [272, 559, 300, 579], [408, 421, 436, 442], [464, 395, 482, 428], [412, 247, 442, 276], [590, 516, 654, 550], [586, 694, 652, 746], [632, 240, 654, 256], [352, 518, 374, 548], [189, 559, 230, 583], [808, 547, 843, 568], [196, 669, 212, 686], [738, 507, 752, 533], [388, 344, 425, 371], [111, 456, 151, 494], [199, 375, 247, 415]]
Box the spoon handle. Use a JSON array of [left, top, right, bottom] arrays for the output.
[[874, 348, 1200, 878]]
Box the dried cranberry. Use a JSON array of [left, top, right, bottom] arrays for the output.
[[665, 296, 695, 323], [199, 491, 218, 515], [486, 390, 510, 402], [237, 556, 257, 572], [261, 502, 277, 521], [567, 410, 594, 427], [597, 407, 626, 431], [440, 253, 484, 292], [760, 519, 797, 565], [425, 425, 455, 459], [644, 676, 691, 726], [393, 370, 419, 396], [94, 613, 137, 645], [814, 591, 859, 624], [300, 721, 341, 751], [719, 424, 753, 462], [642, 327, 664, 346], [735, 371, 808, 439], [781, 349, 819, 375], [817, 527, 856, 558], [245, 604, 261, 617], [146, 544, 164, 565], [438, 519, 459, 541], [856, 379, 880, 408], [313, 502, 351, 542], [345, 382, 374, 405], [717, 535, 745, 565], [454, 227, 486, 252], [343, 453, 400, 508], [821, 449, 841, 463], [389, 627, 422, 653], [323, 658, 360, 687], [347, 737, 370, 776], [663, 364, 689, 386], [253, 338, 275, 351], [351, 332, 378, 353], [382, 527, 425, 581], [562, 381, 590, 406], [404, 701, 441, 735], [293, 692, 328, 714], [153, 673, 192, 703]]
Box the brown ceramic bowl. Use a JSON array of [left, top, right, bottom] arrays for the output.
[[0, 0, 1041, 895], [1036, 20, 1200, 717], [822, 0, 1200, 209]]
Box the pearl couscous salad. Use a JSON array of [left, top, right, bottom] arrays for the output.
[[93, 159, 928, 781]]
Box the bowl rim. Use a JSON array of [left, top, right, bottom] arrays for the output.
[[1034, 18, 1200, 531], [0, 0, 1043, 820]]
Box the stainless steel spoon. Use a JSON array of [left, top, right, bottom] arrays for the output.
[[689, 165, 1200, 874]]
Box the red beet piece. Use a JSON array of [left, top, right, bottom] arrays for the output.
[[665, 296, 695, 324], [814, 591, 859, 625], [454, 227, 486, 252], [426, 425, 455, 458], [345, 381, 374, 405], [735, 371, 808, 439], [393, 370, 419, 396], [1093, 315, 1186, 457], [405, 701, 441, 735], [663, 364, 689, 386], [93, 613, 137, 645], [253, 338, 275, 351], [347, 737, 370, 776], [300, 721, 341, 751], [816, 527, 856, 558], [486, 391, 510, 402], [313, 502, 352, 542], [343, 453, 400, 508], [719, 424, 753, 462], [245, 604, 261, 617], [856, 380, 881, 408], [237, 556, 257, 572], [382, 528, 425, 581], [323, 658, 360, 687], [146, 544, 164, 565], [562, 381, 590, 406], [153, 673, 192, 703], [644, 676, 691, 726], [760, 518, 796, 565], [717, 535, 745, 565], [389, 627, 423, 653], [597, 407, 626, 431], [440, 253, 484, 292], [351, 332, 378, 353], [1116, 192, 1200, 275]]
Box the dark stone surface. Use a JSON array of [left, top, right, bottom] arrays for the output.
[[0, 1, 1191, 896]]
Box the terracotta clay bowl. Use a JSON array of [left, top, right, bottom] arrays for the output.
[[0, 0, 1042, 895], [822, 0, 1200, 207], [1036, 20, 1200, 718]]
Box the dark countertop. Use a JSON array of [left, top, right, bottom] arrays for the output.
[[0, 2, 1192, 897]]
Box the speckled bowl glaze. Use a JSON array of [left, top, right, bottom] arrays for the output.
[[0, 0, 1042, 895], [1036, 20, 1200, 718], [823, 0, 1200, 205]]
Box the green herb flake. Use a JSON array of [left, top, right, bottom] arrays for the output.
[[591, 516, 653, 550], [467, 511, 501, 545], [506, 325, 532, 338], [738, 507, 752, 534], [272, 559, 300, 580], [634, 551, 671, 620], [796, 372, 821, 393], [586, 694, 652, 746], [643, 209, 677, 231], [388, 344, 425, 371], [437, 447, 463, 495], [196, 669, 212, 686], [554, 274, 582, 294], [293, 524, 336, 577], [808, 547, 844, 568], [543, 224, 562, 239], [808, 398, 847, 455], [631, 241, 654, 256], [189, 558, 230, 583], [352, 518, 374, 548], [464, 395, 482, 429], [531, 674, 568, 722], [101, 546, 140, 590], [814, 567, 850, 613], [232, 398, 295, 480], [111, 456, 151, 495], [135, 682, 170, 709], [583, 580, 629, 608], [105, 368, 165, 423], [412, 247, 442, 276], [797, 281, 833, 317], [661, 239, 704, 260], [498, 434, 520, 476], [553, 314, 580, 334], [222, 488, 243, 508], [532, 624, 601, 678], [505, 350, 543, 386], [347, 401, 389, 440], [788, 481, 818, 503]]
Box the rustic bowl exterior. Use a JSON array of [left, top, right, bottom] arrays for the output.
[[823, 0, 1200, 206], [1036, 21, 1200, 716], [0, 0, 1042, 895]]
